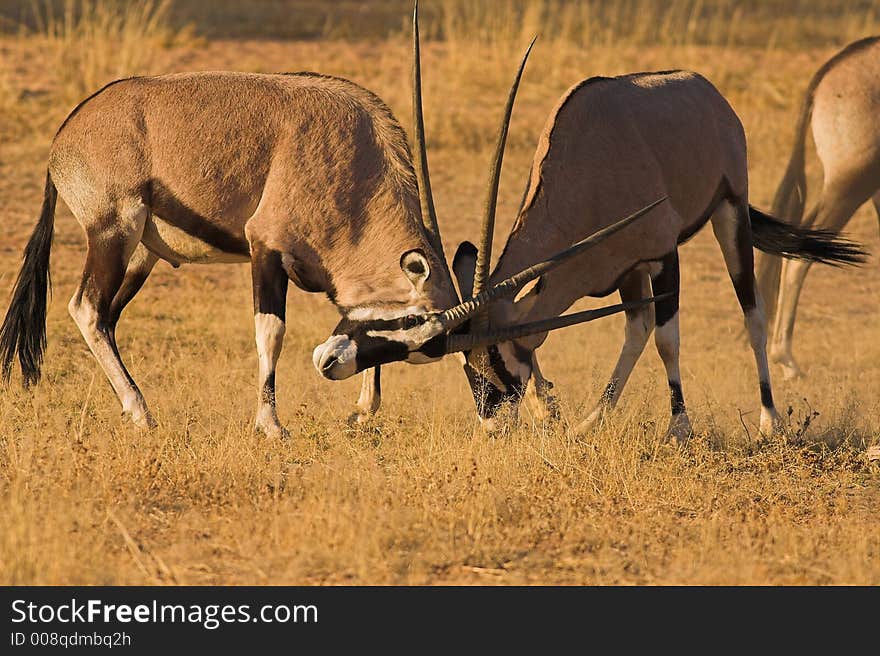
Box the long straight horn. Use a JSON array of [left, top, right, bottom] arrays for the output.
[[472, 36, 537, 301], [440, 196, 668, 329], [412, 1, 445, 263], [444, 294, 673, 353]]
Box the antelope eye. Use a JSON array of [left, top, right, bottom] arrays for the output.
[[403, 314, 419, 329]]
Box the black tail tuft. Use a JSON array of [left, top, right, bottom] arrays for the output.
[[749, 205, 868, 267], [0, 172, 57, 387]]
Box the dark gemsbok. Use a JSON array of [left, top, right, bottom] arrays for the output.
[[756, 36, 876, 380], [1, 3, 664, 436], [449, 70, 865, 441]]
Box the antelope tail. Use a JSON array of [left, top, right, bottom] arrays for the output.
[[756, 71, 818, 326], [749, 205, 867, 267], [770, 87, 815, 223], [0, 171, 57, 387]]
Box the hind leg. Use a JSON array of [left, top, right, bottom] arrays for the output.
[[754, 251, 782, 336], [109, 243, 158, 325], [576, 270, 654, 433], [68, 201, 155, 428], [771, 185, 866, 379], [650, 251, 692, 443], [712, 199, 780, 435]]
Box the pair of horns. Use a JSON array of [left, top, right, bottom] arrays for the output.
[[410, 2, 668, 351]]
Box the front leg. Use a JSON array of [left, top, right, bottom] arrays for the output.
[[523, 354, 559, 423], [349, 367, 381, 424], [251, 244, 289, 439]]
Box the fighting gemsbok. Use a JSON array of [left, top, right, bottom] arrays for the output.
[[447, 70, 865, 441], [756, 36, 876, 380], [1, 3, 664, 436]]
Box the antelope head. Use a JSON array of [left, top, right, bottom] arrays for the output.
[[313, 2, 668, 384]]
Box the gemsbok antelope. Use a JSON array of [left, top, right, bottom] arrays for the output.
[[446, 70, 865, 441], [1, 4, 663, 436], [756, 36, 876, 380]]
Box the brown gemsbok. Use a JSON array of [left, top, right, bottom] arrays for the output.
[[756, 36, 877, 380], [1, 3, 664, 436], [445, 70, 865, 441]]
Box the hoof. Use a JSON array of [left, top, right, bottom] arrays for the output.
[[759, 408, 784, 438], [780, 363, 803, 381], [770, 349, 803, 381], [525, 397, 562, 424], [125, 408, 157, 430], [346, 410, 375, 427], [662, 413, 693, 446], [255, 422, 290, 440], [573, 406, 608, 436], [477, 415, 511, 437]]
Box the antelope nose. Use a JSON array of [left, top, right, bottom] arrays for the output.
[[313, 335, 358, 380], [320, 353, 338, 374]]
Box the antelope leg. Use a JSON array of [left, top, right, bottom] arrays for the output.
[[250, 244, 289, 439]]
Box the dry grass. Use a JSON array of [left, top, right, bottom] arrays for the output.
[[0, 1, 879, 585], [28, 0, 184, 108]]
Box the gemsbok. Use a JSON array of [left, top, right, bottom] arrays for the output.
[[1, 4, 663, 436], [756, 36, 877, 380], [445, 70, 865, 441]]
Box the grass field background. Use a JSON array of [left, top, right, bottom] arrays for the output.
[[0, 0, 878, 584]]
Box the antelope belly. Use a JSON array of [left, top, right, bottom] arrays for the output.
[[142, 216, 250, 264]]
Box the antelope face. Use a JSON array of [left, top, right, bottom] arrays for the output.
[[313, 307, 449, 380], [463, 342, 533, 421], [313, 250, 451, 380]]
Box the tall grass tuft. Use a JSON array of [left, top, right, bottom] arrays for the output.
[[30, 0, 180, 108]]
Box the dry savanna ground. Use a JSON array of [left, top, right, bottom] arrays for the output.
[[0, 1, 879, 585]]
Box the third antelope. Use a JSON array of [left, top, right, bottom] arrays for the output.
[[756, 36, 877, 380]]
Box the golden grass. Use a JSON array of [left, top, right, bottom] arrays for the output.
[[28, 0, 184, 108], [0, 1, 878, 585]]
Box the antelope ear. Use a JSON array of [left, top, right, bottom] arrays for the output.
[[452, 241, 477, 300], [400, 249, 431, 291]]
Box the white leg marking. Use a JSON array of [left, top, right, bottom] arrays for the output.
[[523, 354, 559, 423], [578, 274, 654, 433], [744, 300, 781, 435], [350, 368, 381, 424], [254, 312, 286, 438], [654, 311, 692, 444], [68, 296, 154, 428]]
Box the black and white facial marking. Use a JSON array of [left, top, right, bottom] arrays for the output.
[[464, 342, 532, 420], [312, 249, 448, 379], [313, 304, 448, 379]]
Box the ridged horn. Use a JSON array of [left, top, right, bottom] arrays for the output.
[[443, 294, 673, 353], [439, 196, 668, 330], [471, 36, 537, 303], [412, 0, 446, 264]]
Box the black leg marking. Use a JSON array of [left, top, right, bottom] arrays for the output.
[[651, 251, 680, 327], [600, 381, 616, 405], [261, 372, 276, 405], [730, 217, 757, 311], [759, 381, 774, 409], [252, 246, 288, 321], [669, 380, 686, 415]]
